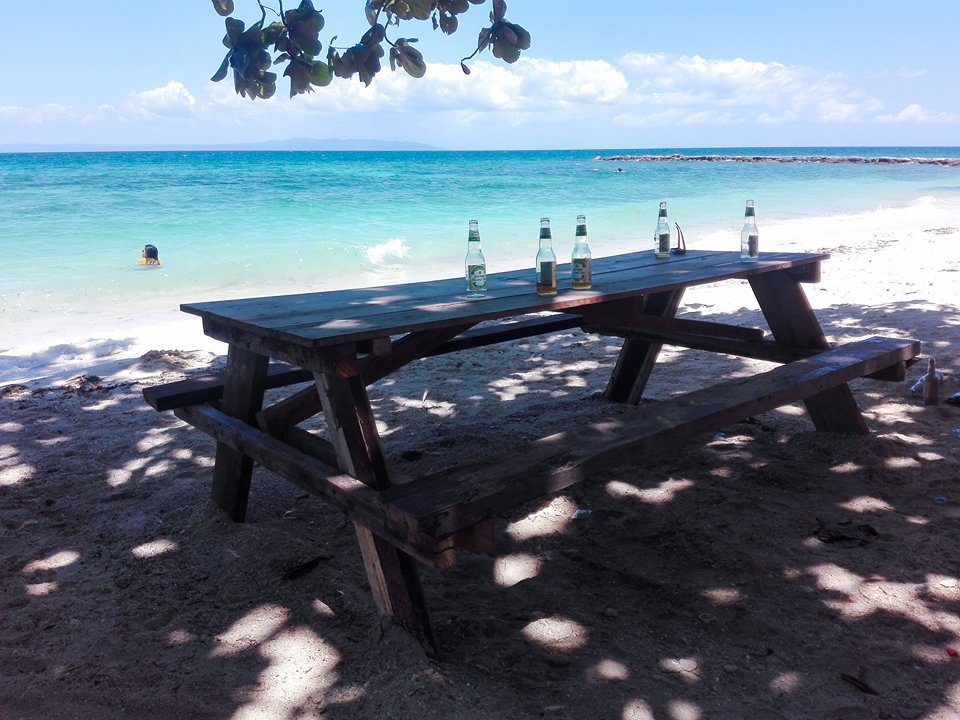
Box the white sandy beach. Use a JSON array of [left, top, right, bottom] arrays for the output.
[[1, 197, 959, 719]]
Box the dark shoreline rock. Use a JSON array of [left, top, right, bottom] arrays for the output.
[[595, 154, 960, 166]]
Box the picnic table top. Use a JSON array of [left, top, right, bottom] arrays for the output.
[[181, 249, 827, 349]]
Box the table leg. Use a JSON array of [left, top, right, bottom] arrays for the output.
[[211, 345, 269, 521], [604, 289, 685, 404], [313, 359, 438, 652], [750, 270, 868, 433]]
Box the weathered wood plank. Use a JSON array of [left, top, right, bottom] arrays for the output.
[[210, 346, 269, 522], [581, 313, 765, 342], [749, 271, 867, 433], [604, 290, 685, 404], [383, 337, 920, 541], [425, 314, 582, 356], [314, 353, 439, 651], [592, 328, 812, 363], [143, 362, 312, 412], [361, 324, 474, 386], [274, 425, 339, 467], [256, 385, 322, 434], [147, 315, 591, 422], [173, 404, 452, 568], [184, 251, 828, 350]]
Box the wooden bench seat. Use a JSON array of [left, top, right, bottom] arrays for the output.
[[379, 336, 920, 550], [167, 336, 918, 570], [142, 362, 312, 412], [142, 314, 586, 412]]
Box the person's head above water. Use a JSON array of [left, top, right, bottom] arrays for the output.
[[143, 244, 159, 261]]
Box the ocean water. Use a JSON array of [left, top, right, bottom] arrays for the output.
[[2, 147, 959, 379]]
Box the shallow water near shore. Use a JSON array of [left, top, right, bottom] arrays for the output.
[[1, 146, 959, 384]]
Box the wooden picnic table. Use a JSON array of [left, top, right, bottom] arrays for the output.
[[146, 249, 920, 652]]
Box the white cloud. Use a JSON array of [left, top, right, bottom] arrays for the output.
[[0, 103, 78, 125], [875, 103, 957, 124], [612, 53, 893, 127], [3, 51, 957, 148], [871, 66, 927, 79], [287, 58, 626, 114], [128, 81, 196, 117]]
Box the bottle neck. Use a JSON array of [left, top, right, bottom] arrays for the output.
[[539, 226, 552, 248]]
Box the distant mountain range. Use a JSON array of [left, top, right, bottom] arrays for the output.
[[0, 137, 442, 153]]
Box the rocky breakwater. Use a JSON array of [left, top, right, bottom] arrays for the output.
[[596, 154, 960, 166]]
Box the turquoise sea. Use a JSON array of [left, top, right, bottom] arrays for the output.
[[2, 147, 959, 381]]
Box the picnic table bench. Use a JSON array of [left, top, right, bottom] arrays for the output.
[[144, 249, 920, 651]]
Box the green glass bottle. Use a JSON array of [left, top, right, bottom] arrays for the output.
[[571, 214, 592, 290], [535, 217, 557, 296], [464, 219, 487, 297], [655, 201, 671, 258], [740, 200, 759, 262]]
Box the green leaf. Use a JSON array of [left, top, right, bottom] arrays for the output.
[[361, 23, 386, 46], [510, 23, 530, 50], [239, 22, 265, 47], [438, 12, 458, 35], [291, 27, 322, 57], [476, 27, 490, 53], [258, 81, 277, 100], [310, 61, 332, 87], [389, 0, 433, 21], [397, 44, 426, 78], [284, 60, 313, 97], [224, 17, 244, 47], [264, 22, 286, 46], [491, 39, 520, 63], [211, 52, 231, 82], [211, 0, 234, 17]]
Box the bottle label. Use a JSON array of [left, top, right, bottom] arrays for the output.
[[575, 225, 587, 237], [571, 258, 591, 285], [539, 261, 557, 286], [658, 233, 671, 254], [540, 229, 552, 240], [467, 264, 487, 291], [748, 234, 759, 256]]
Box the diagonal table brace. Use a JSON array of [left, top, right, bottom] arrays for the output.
[[749, 268, 868, 433], [313, 347, 439, 653]]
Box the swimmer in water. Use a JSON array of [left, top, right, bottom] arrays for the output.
[[140, 244, 161, 266]]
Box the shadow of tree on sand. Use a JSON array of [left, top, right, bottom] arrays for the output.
[[1, 297, 958, 719]]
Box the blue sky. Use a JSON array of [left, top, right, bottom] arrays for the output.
[[2, 0, 958, 149]]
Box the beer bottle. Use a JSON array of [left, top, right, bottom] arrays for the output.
[[535, 217, 558, 296], [922, 357, 941, 405], [740, 200, 759, 262], [464, 219, 487, 298], [571, 214, 592, 290], [655, 201, 671, 258]]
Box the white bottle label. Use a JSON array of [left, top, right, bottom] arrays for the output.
[[571, 258, 591, 283], [467, 264, 487, 291]]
